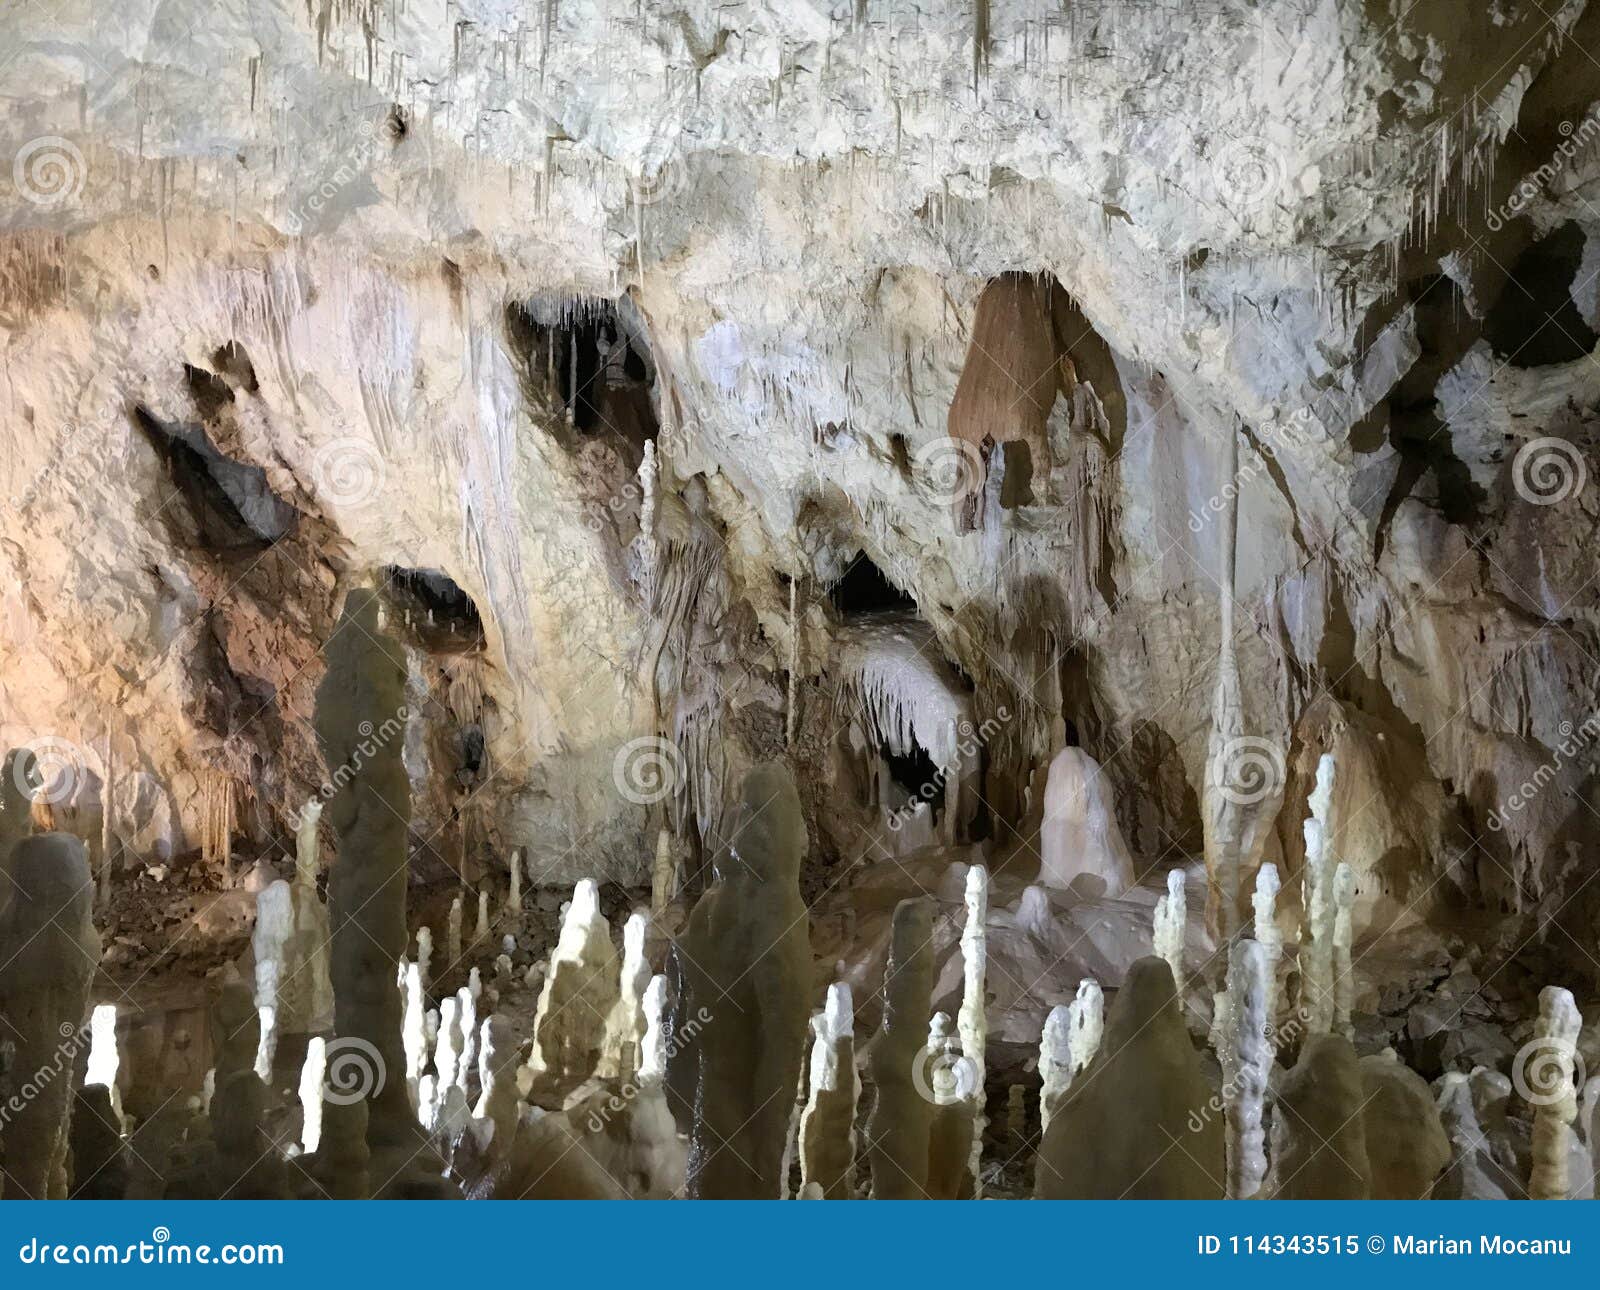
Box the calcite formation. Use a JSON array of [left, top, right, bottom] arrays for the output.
[[1264, 1036, 1373, 1200], [865, 896, 937, 1200]]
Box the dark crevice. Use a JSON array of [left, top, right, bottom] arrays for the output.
[[132, 405, 299, 551], [1482, 222, 1598, 369]]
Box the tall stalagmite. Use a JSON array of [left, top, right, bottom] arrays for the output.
[[866, 896, 937, 1199], [678, 763, 811, 1198]]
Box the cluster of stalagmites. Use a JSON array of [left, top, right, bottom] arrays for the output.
[[1, 598, 1595, 1202]]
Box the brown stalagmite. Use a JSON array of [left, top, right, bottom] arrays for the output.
[[1359, 1052, 1450, 1198], [1263, 1034, 1373, 1199], [205, 979, 285, 1199], [866, 896, 936, 1198], [314, 587, 449, 1193], [0, 833, 100, 1198], [1035, 957, 1222, 1199], [678, 762, 811, 1198]]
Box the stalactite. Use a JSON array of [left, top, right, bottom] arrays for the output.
[[786, 572, 800, 747]]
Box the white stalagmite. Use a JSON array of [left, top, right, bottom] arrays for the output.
[[1153, 868, 1186, 997], [507, 850, 522, 915], [475, 889, 490, 944], [1068, 978, 1104, 1072], [472, 1015, 519, 1146], [251, 879, 294, 1081], [1530, 985, 1583, 1200], [925, 1013, 965, 1105], [299, 1036, 326, 1154], [84, 1003, 124, 1129], [957, 864, 989, 1194], [1252, 863, 1283, 1039], [1332, 862, 1356, 1038], [650, 828, 676, 913], [456, 986, 478, 1094], [798, 982, 858, 1193], [1038, 1005, 1073, 1138], [639, 974, 670, 1084], [1302, 753, 1338, 1034], [433, 995, 469, 1135], [786, 573, 800, 747], [401, 960, 427, 1101], [1223, 938, 1270, 1199], [599, 911, 651, 1078], [416, 926, 433, 991], [447, 895, 463, 968], [295, 800, 322, 889], [635, 439, 659, 603], [1039, 747, 1136, 896]]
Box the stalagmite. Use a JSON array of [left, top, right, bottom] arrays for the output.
[[799, 983, 859, 1200], [678, 763, 812, 1199], [1038, 1005, 1073, 1138], [84, 1003, 124, 1131], [313, 588, 446, 1191], [300, 1037, 327, 1154], [1038, 747, 1135, 896], [1222, 939, 1270, 1200], [1264, 1034, 1372, 1199], [206, 979, 284, 1199], [1251, 863, 1282, 1038], [866, 896, 936, 1199], [1332, 861, 1356, 1038], [1434, 1072, 1517, 1200], [402, 961, 426, 1098], [1301, 754, 1338, 1035], [475, 888, 490, 944], [456, 986, 478, 1094], [416, 926, 433, 990], [252, 879, 293, 1080], [957, 864, 988, 1195], [1036, 959, 1221, 1198], [295, 799, 322, 888], [524, 878, 620, 1097], [507, 849, 522, 915], [924, 1012, 977, 1199], [98, 737, 115, 909], [1068, 978, 1104, 1072], [472, 1015, 521, 1148], [650, 827, 676, 913], [1529, 984, 1582, 1201], [598, 911, 651, 1079], [1152, 868, 1186, 997], [447, 895, 463, 969], [0, 833, 101, 1198], [1359, 1051, 1450, 1198]]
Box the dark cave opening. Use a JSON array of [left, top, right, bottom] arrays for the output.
[[883, 742, 941, 818], [1483, 221, 1599, 369], [381, 566, 486, 654], [827, 551, 916, 615], [132, 405, 299, 551], [505, 298, 657, 447]]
